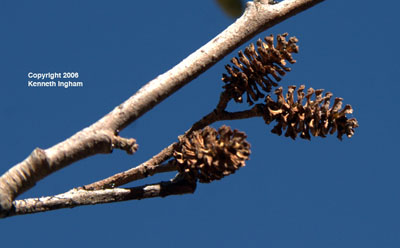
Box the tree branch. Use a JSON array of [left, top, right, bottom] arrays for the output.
[[5, 177, 196, 218], [0, 0, 325, 217], [84, 104, 265, 190], [5, 101, 291, 217]]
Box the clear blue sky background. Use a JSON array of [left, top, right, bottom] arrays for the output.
[[0, 0, 399, 247]]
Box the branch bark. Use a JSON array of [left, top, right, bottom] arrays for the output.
[[6, 178, 196, 218], [0, 0, 325, 217]]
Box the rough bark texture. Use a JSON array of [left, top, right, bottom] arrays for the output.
[[0, 0, 325, 218]]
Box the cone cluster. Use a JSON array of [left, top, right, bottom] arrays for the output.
[[173, 126, 251, 183], [222, 33, 299, 105], [262, 85, 359, 140]]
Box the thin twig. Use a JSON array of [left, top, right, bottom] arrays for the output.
[[83, 159, 178, 190]]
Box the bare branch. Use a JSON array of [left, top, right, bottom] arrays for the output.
[[6, 178, 196, 218], [219, 105, 265, 120], [0, 0, 324, 216]]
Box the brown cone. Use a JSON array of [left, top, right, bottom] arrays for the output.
[[262, 85, 359, 140], [222, 33, 299, 105], [173, 126, 251, 183]]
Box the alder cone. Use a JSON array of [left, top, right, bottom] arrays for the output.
[[222, 33, 299, 105], [173, 126, 251, 183], [263, 85, 359, 140]]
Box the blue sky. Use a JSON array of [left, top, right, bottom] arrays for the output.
[[0, 0, 399, 247]]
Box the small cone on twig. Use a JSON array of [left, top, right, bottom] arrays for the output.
[[222, 33, 299, 105], [262, 85, 359, 140], [173, 125, 251, 183]]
